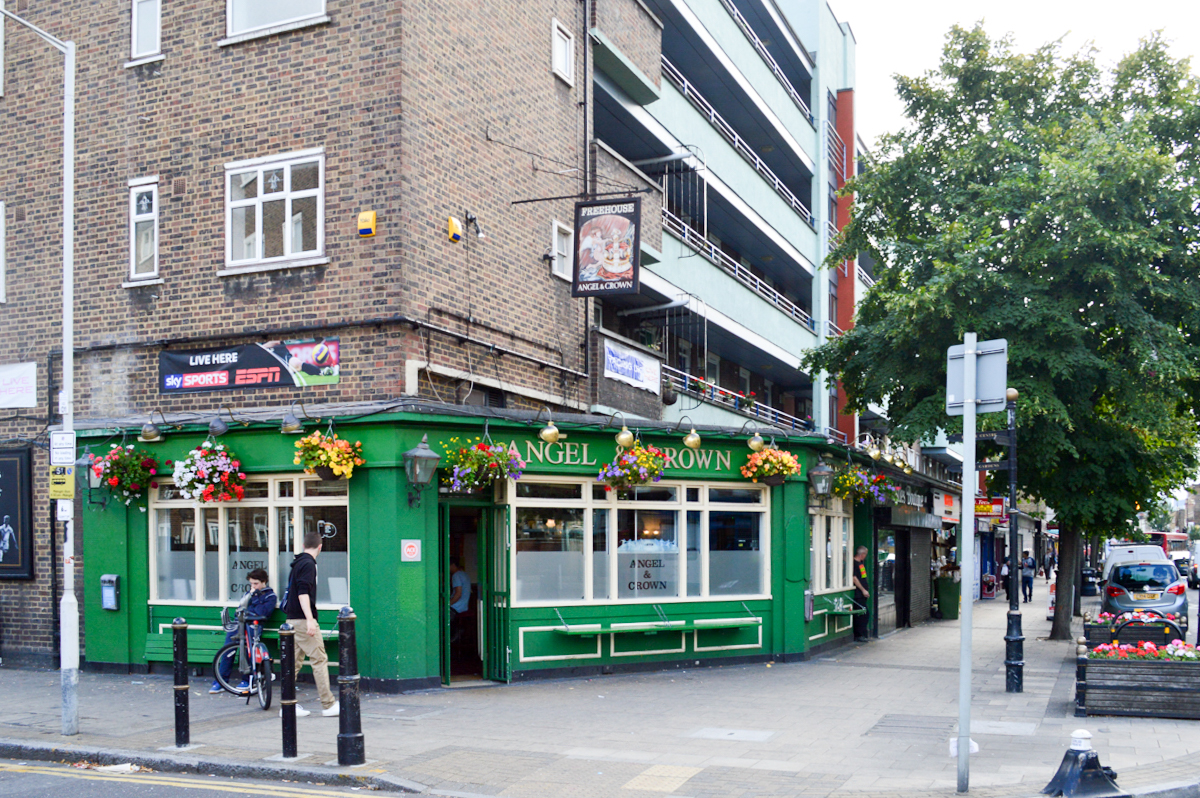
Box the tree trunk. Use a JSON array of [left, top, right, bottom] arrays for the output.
[[1050, 524, 1077, 640], [1072, 531, 1084, 617]]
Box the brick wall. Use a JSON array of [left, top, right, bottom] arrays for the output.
[[593, 0, 663, 90]]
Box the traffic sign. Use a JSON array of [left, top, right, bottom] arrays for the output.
[[946, 339, 1008, 416], [976, 460, 1011, 471], [975, 430, 1014, 446], [50, 431, 76, 466], [49, 466, 75, 499]]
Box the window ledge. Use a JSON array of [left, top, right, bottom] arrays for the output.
[[217, 256, 329, 278], [124, 54, 165, 69], [123, 277, 164, 289], [218, 15, 332, 47]]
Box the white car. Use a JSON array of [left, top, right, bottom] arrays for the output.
[[1101, 544, 1169, 584]]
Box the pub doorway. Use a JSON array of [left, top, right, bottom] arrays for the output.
[[439, 502, 511, 686]]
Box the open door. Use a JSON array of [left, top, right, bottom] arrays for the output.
[[484, 506, 511, 682], [438, 503, 451, 686]]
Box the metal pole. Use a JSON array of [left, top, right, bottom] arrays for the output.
[[1005, 390, 1024, 693], [279, 623, 298, 759], [957, 332, 977, 793], [172, 618, 189, 748], [336, 606, 365, 766]]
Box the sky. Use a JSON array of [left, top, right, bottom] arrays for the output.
[[827, 0, 1200, 147]]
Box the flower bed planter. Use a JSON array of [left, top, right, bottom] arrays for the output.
[[1076, 657, 1200, 720]]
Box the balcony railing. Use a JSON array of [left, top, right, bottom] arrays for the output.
[[715, 0, 813, 124], [825, 319, 844, 338], [662, 365, 817, 432], [856, 265, 875, 288], [660, 207, 815, 332], [827, 121, 848, 184], [662, 57, 812, 227]]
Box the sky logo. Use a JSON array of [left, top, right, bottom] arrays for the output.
[[164, 374, 184, 390]]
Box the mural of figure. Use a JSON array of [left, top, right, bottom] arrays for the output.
[[0, 515, 15, 563]]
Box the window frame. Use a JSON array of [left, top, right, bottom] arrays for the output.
[[507, 475, 770, 607], [226, 0, 326, 39], [224, 149, 325, 271], [128, 177, 159, 280], [811, 496, 854, 594], [148, 474, 349, 609], [550, 18, 574, 86], [551, 219, 573, 280], [130, 0, 161, 60]]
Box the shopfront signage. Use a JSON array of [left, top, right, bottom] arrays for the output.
[[158, 338, 341, 393], [603, 338, 660, 395], [0, 451, 34, 580], [0, 363, 37, 409], [571, 198, 641, 297], [507, 439, 737, 476], [890, 505, 942, 529], [893, 487, 927, 509], [975, 497, 1005, 517]]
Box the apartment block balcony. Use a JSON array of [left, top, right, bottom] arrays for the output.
[[714, 0, 813, 122], [662, 365, 814, 432]]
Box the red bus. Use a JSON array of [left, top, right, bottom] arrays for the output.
[[1148, 531, 1189, 556]]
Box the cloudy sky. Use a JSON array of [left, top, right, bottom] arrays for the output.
[[828, 0, 1200, 146]]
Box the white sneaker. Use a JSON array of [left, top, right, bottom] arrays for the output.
[[280, 704, 312, 718], [321, 701, 340, 717]]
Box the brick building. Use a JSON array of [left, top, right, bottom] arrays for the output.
[[0, 0, 961, 682]]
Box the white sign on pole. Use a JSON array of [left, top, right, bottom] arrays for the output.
[[57, 499, 74, 522], [50, 430, 77, 466], [0, 362, 37, 408], [946, 339, 1008, 415]]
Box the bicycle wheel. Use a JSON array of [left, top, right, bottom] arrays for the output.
[[256, 654, 272, 710], [212, 644, 243, 694]]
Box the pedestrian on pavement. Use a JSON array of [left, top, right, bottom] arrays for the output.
[[283, 530, 339, 718], [1000, 559, 1010, 600], [1044, 551, 1055, 583], [1020, 550, 1036, 603], [210, 568, 276, 695], [852, 546, 870, 642]]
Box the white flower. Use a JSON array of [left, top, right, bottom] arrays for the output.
[[139, 507, 147, 513]]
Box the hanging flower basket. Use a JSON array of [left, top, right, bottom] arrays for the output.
[[740, 448, 800, 485], [597, 443, 671, 491], [440, 437, 525, 493], [831, 466, 901, 504], [89, 444, 160, 508], [173, 442, 247, 502], [294, 431, 366, 480]]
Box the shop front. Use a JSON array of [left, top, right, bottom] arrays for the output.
[[77, 408, 874, 689]]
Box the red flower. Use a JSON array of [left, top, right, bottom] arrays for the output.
[[150, 481, 158, 489], [141, 458, 156, 468], [231, 461, 240, 468], [130, 483, 140, 492], [108, 476, 119, 487]]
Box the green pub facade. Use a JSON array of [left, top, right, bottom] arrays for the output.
[[79, 409, 874, 690]]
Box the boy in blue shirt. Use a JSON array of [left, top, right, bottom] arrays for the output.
[[210, 568, 277, 694]]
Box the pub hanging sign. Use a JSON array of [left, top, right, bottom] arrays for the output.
[[159, 338, 341, 393], [571, 197, 641, 297]]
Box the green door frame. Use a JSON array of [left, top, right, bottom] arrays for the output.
[[439, 496, 504, 685]]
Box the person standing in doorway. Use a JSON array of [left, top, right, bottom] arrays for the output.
[[284, 531, 338, 717], [448, 560, 471, 644], [1020, 550, 1037, 603], [852, 546, 870, 642]]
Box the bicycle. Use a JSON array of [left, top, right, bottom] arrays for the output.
[[212, 607, 273, 710]]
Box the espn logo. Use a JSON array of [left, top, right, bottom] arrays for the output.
[[235, 367, 281, 385]]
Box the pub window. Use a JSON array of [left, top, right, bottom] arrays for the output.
[[811, 497, 852, 593], [149, 475, 348, 607], [508, 477, 769, 606]]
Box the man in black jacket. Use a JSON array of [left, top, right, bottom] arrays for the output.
[[284, 530, 338, 717]]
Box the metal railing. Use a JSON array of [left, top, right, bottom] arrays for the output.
[[856, 265, 875, 288], [662, 365, 816, 432], [825, 319, 844, 338], [662, 57, 812, 226], [826, 220, 839, 241], [714, 0, 813, 123], [824, 426, 848, 444], [660, 207, 815, 331], [827, 121, 848, 184]]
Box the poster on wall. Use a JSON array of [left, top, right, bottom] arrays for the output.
[[603, 337, 660, 395], [0, 363, 37, 409], [0, 449, 34, 580], [159, 338, 341, 393], [571, 197, 641, 297]]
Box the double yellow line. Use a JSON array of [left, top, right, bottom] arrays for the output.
[[0, 761, 371, 796]]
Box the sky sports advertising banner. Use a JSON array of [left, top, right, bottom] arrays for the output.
[[158, 338, 340, 393], [571, 197, 641, 297]]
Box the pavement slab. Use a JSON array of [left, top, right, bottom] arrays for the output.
[[1, 594, 1198, 797]]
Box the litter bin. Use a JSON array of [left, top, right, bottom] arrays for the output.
[[1080, 567, 1099, 597], [936, 576, 960, 620]]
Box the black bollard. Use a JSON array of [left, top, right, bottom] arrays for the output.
[[1074, 639, 1088, 718], [336, 606, 365, 766], [172, 617, 189, 748], [279, 623, 298, 758], [1041, 729, 1127, 797]]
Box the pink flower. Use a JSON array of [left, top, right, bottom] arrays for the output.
[[149, 468, 157, 475]]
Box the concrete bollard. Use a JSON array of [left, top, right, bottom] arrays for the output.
[[171, 617, 189, 748], [1041, 729, 1127, 797], [336, 606, 365, 766], [279, 622, 298, 759]]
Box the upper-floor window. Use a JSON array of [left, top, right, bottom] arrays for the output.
[[129, 178, 159, 279], [551, 19, 574, 85], [225, 150, 324, 269], [228, 0, 325, 38], [551, 220, 572, 280], [131, 0, 161, 59]]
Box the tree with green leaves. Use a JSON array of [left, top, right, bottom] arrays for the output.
[[807, 26, 1200, 640], [1147, 500, 1174, 534]]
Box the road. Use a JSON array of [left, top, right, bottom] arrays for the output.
[[0, 760, 374, 797]]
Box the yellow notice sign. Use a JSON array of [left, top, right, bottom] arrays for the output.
[[49, 466, 75, 500]]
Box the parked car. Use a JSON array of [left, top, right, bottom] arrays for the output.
[[1101, 562, 1189, 630], [1101, 544, 1169, 584], [1190, 561, 1200, 591], [1171, 551, 1191, 582]]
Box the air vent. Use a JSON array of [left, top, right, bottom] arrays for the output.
[[485, 388, 506, 409], [173, 178, 185, 196], [14, 207, 25, 222]]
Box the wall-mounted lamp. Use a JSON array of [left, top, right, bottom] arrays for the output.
[[75, 448, 106, 506], [739, 421, 765, 452], [138, 409, 169, 443], [809, 458, 835, 496], [535, 406, 562, 444], [673, 416, 702, 450], [464, 210, 487, 240], [281, 402, 314, 435], [403, 434, 442, 508], [208, 415, 229, 437]]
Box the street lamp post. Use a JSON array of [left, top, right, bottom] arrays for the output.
[[0, 6, 77, 736], [1004, 388, 1024, 693]]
